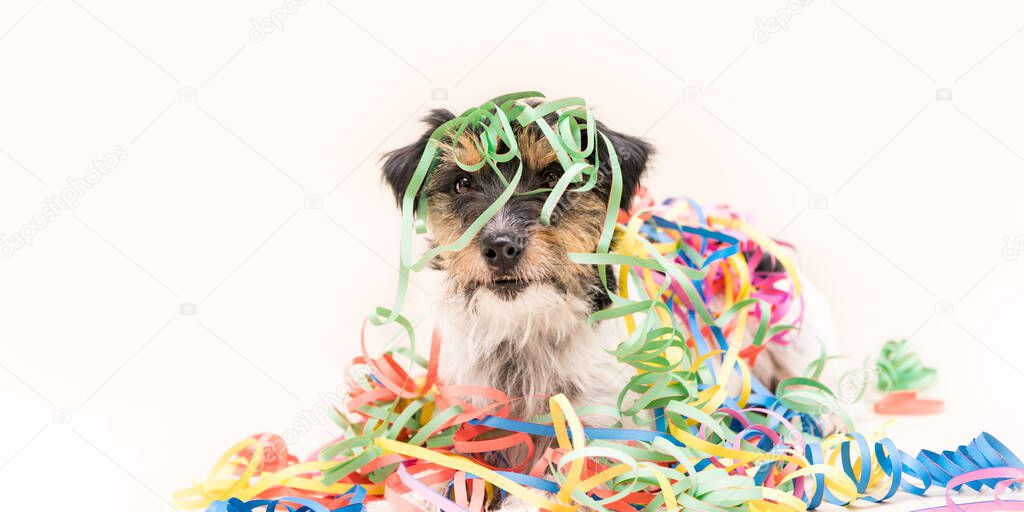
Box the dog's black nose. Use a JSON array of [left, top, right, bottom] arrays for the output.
[[480, 233, 524, 272]]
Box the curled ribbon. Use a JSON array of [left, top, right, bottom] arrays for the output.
[[876, 339, 938, 393], [873, 338, 943, 415]]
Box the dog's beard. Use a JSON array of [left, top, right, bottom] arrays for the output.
[[454, 282, 591, 349], [450, 257, 558, 301], [450, 259, 605, 311], [466, 276, 551, 301]]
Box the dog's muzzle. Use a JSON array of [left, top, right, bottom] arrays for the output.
[[480, 232, 525, 274]]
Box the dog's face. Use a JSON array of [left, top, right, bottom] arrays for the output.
[[381, 108, 651, 310]]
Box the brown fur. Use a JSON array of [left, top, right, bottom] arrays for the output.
[[426, 129, 606, 304], [517, 126, 559, 171]]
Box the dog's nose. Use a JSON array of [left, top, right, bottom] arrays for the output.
[[480, 233, 525, 272]]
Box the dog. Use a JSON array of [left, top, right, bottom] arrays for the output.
[[376, 105, 837, 511]]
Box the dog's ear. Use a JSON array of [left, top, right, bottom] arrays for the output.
[[594, 122, 653, 211], [381, 109, 456, 207]]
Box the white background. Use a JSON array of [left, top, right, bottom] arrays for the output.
[[2, 1, 1022, 510]]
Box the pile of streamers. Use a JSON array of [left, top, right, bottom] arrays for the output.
[[177, 93, 1023, 511]]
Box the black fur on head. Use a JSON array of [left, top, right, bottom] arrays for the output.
[[593, 120, 654, 211], [380, 106, 652, 212], [380, 109, 456, 207]]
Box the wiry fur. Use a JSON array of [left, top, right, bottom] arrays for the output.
[[439, 284, 631, 420]]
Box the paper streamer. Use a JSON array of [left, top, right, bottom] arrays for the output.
[[873, 339, 944, 415], [877, 339, 938, 393]]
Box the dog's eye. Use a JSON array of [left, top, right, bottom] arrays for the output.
[[541, 170, 561, 188], [453, 175, 473, 194]]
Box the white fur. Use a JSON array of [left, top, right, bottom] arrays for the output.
[[440, 284, 631, 420]]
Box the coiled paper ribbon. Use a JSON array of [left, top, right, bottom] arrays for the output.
[[873, 339, 943, 415]]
